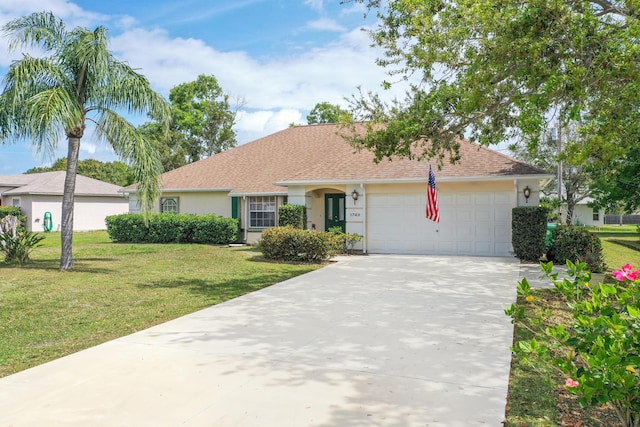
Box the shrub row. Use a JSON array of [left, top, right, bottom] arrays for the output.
[[105, 213, 238, 244], [259, 226, 339, 262]]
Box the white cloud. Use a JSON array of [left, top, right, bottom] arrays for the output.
[[80, 141, 97, 154], [304, 0, 324, 11], [108, 21, 413, 144], [307, 18, 346, 32]]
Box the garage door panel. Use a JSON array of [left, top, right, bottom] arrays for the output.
[[367, 192, 513, 256], [475, 225, 492, 240], [475, 193, 492, 204]]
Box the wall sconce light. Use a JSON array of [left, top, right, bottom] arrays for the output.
[[523, 186, 531, 203], [351, 189, 359, 202]]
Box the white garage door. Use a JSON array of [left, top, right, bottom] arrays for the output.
[[367, 191, 514, 256]]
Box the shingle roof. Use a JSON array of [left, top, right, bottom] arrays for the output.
[[141, 123, 547, 195], [0, 171, 124, 197]]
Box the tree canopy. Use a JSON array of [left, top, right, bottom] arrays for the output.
[[345, 0, 640, 173], [26, 158, 134, 187], [510, 123, 593, 224], [0, 12, 170, 269], [307, 102, 352, 124], [139, 74, 238, 170]]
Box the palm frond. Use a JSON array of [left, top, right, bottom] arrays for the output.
[[27, 88, 82, 157], [1, 12, 67, 52], [89, 60, 171, 127], [3, 56, 72, 104], [1, 55, 75, 151], [94, 110, 163, 214]]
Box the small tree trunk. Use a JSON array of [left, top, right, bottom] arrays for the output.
[[60, 136, 81, 271], [565, 202, 574, 226]]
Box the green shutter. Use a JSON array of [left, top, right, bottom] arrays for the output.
[[231, 197, 239, 219]]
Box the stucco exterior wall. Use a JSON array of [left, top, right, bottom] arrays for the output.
[[157, 191, 232, 217], [25, 195, 128, 232]]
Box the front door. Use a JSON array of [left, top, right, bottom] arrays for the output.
[[325, 193, 346, 232]]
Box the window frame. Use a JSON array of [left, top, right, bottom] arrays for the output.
[[11, 197, 21, 208], [160, 197, 179, 213], [592, 209, 600, 221], [249, 196, 277, 229]]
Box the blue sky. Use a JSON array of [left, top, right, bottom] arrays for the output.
[[0, 0, 412, 174]]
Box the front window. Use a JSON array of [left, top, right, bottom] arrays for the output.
[[249, 196, 276, 228], [592, 210, 600, 221], [11, 197, 20, 207], [160, 197, 178, 213]]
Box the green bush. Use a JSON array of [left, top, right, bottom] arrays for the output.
[[547, 225, 606, 272], [0, 206, 27, 232], [328, 226, 363, 254], [192, 215, 239, 244], [278, 204, 307, 229], [512, 206, 548, 262], [105, 213, 238, 245], [259, 226, 339, 262], [105, 214, 148, 243]]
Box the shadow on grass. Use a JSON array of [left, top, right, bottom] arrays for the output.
[[138, 271, 315, 300], [232, 246, 331, 266], [609, 239, 640, 252], [0, 257, 119, 274]]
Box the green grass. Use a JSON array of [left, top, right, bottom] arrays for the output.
[[505, 292, 564, 427], [593, 226, 640, 271], [0, 231, 321, 378]]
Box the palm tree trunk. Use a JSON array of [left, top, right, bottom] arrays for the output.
[[60, 136, 80, 270]]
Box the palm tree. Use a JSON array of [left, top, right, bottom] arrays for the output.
[[0, 12, 170, 270]]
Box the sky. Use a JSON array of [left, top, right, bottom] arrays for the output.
[[0, 0, 415, 174]]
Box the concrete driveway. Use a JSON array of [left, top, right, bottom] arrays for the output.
[[0, 255, 520, 426]]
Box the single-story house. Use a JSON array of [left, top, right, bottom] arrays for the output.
[[564, 197, 604, 227], [125, 123, 552, 256], [0, 171, 129, 232]]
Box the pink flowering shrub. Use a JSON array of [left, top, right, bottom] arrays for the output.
[[612, 264, 640, 282], [507, 261, 640, 427]]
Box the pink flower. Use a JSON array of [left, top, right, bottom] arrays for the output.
[[612, 264, 640, 282], [565, 378, 579, 388]]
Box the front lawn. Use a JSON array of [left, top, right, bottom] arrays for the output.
[[0, 231, 321, 378]]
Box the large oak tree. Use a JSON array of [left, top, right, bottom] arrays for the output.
[[344, 0, 640, 178]]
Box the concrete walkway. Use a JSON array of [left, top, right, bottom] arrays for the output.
[[0, 255, 520, 427]]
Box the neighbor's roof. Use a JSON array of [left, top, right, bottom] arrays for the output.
[[133, 123, 548, 195], [0, 171, 125, 197]]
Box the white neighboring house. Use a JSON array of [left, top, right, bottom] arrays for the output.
[[0, 171, 129, 232], [566, 197, 605, 227], [126, 123, 553, 257]]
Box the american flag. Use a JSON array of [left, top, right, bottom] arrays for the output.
[[426, 166, 440, 223]]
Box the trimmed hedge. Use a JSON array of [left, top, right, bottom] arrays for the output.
[[512, 206, 548, 262], [547, 225, 606, 273], [259, 226, 339, 262], [278, 204, 307, 229], [105, 213, 238, 244], [0, 207, 27, 231]]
